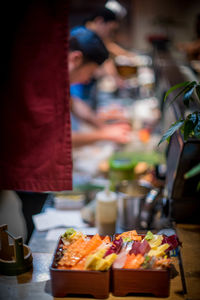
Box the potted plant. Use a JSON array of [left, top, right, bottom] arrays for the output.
[[158, 80, 200, 189]]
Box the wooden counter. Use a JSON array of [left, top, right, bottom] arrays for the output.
[[0, 224, 200, 300]]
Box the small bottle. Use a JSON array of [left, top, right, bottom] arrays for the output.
[[95, 187, 117, 236]]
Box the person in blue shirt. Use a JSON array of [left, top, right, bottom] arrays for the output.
[[69, 26, 132, 147], [70, 7, 121, 108], [70, 4, 134, 131]]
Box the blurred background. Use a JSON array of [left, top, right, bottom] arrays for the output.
[[69, 0, 200, 52], [1, 0, 200, 245]]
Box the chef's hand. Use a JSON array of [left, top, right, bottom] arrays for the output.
[[100, 123, 132, 144]]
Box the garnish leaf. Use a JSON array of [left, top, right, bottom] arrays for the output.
[[144, 231, 154, 241]]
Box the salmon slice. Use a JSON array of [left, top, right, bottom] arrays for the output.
[[58, 234, 103, 267], [83, 234, 103, 257], [116, 230, 142, 241], [58, 237, 88, 267], [124, 253, 145, 269], [70, 257, 87, 270], [123, 253, 135, 268]]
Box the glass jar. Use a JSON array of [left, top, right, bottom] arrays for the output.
[[109, 158, 135, 191]]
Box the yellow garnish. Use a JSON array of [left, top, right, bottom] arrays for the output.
[[148, 235, 163, 249], [85, 248, 106, 270], [148, 243, 169, 257]]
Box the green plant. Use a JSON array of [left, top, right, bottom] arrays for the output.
[[158, 81, 200, 145], [158, 81, 200, 187], [184, 163, 200, 190]]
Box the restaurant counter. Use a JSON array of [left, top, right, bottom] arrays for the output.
[[0, 224, 200, 300]]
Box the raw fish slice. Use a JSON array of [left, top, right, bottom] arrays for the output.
[[139, 239, 151, 255], [129, 241, 141, 255], [70, 257, 87, 270], [116, 230, 142, 241], [113, 250, 127, 268], [162, 234, 181, 251], [58, 237, 88, 266], [104, 237, 123, 257], [124, 253, 145, 269], [83, 234, 103, 257], [59, 234, 102, 267], [123, 253, 135, 268]]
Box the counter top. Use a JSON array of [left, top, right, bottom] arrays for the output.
[[0, 224, 200, 300]]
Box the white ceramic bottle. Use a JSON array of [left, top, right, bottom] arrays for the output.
[[95, 187, 118, 236]]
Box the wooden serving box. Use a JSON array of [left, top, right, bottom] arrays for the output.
[[111, 267, 170, 297], [50, 237, 110, 299], [111, 233, 170, 298], [50, 233, 171, 298]]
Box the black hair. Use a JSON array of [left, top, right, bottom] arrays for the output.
[[69, 27, 109, 65], [83, 7, 117, 25]]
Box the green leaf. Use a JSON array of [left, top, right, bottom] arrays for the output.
[[163, 81, 191, 102], [167, 87, 189, 107], [184, 163, 200, 179], [167, 82, 196, 108], [183, 120, 195, 140], [187, 112, 197, 124], [158, 120, 184, 146], [197, 181, 200, 191], [183, 85, 196, 107]]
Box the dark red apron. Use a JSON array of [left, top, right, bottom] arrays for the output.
[[0, 1, 72, 191]]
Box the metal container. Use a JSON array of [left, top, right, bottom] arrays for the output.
[[117, 180, 150, 230]]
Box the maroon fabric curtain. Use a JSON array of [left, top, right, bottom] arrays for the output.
[[0, 0, 72, 191]]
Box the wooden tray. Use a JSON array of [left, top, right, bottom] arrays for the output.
[[111, 233, 170, 298], [50, 233, 171, 298], [111, 267, 170, 297], [50, 237, 110, 298]]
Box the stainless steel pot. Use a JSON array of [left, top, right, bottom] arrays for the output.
[[116, 180, 151, 230]]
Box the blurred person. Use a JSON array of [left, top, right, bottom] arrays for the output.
[[21, 27, 112, 242], [0, 0, 76, 193], [0, 3, 107, 241], [84, 4, 129, 57], [0, 13, 129, 241], [70, 2, 135, 111], [72, 123, 132, 147], [69, 27, 132, 147], [68, 27, 109, 84], [0, 0, 73, 242]]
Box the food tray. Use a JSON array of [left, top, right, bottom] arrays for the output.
[[111, 267, 170, 297], [111, 233, 170, 297], [50, 237, 110, 299], [50, 232, 172, 298]]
